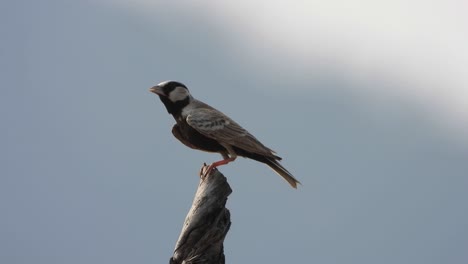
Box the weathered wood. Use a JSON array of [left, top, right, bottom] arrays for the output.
[[169, 165, 232, 264]]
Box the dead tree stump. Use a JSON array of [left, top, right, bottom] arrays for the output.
[[169, 165, 232, 264]]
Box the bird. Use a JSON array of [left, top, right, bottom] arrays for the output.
[[149, 80, 301, 188]]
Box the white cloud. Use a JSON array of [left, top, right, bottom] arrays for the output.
[[105, 0, 468, 134]]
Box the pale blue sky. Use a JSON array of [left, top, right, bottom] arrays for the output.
[[2, 1, 468, 263]]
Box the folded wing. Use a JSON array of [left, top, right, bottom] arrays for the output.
[[186, 108, 279, 159]]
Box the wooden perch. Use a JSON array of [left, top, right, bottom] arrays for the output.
[[170, 165, 232, 264]]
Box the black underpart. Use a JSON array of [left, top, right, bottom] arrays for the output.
[[172, 122, 282, 163], [172, 123, 227, 153]]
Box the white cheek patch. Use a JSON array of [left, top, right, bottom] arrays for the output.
[[169, 86, 190, 102]]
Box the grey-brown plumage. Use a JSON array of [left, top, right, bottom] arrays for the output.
[[150, 80, 301, 188]]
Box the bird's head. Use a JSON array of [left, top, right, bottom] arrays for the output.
[[150, 80, 192, 115]]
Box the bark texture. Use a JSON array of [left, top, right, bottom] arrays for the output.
[[170, 166, 232, 264]]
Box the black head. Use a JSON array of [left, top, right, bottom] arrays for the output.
[[149, 80, 192, 116]]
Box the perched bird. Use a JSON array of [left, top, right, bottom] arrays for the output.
[[149, 80, 301, 188]]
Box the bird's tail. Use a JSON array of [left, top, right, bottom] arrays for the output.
[[264, 158, 301, 189]]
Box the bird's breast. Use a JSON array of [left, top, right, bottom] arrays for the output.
[[173, 120, 226, 153]]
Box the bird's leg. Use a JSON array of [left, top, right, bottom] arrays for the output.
[[203, 146, 237, 177], [203, 157, 236, 177]]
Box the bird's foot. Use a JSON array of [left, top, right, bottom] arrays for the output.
[[203, 164, 217, 179], [199, 163, 217, 180], [199, 157, 235, 179], [200, 157, 236, 179], [199, 163, 207, 178]]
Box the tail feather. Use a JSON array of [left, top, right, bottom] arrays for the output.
[[264, 158, 301, 188], [232, 147, 300, 188]]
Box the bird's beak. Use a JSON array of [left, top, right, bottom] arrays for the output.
[[149, 85, 164, 96]]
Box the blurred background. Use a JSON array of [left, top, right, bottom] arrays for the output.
[[1, 1, 467, 263]]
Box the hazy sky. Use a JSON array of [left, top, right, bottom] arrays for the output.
[[2, 1, 467, 264]]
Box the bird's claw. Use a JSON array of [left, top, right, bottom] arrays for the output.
[[199, 163, 217, 180], [199, 163, 208, 178]]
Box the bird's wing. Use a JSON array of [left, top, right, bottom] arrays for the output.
[[186, 108, 277, 157]]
